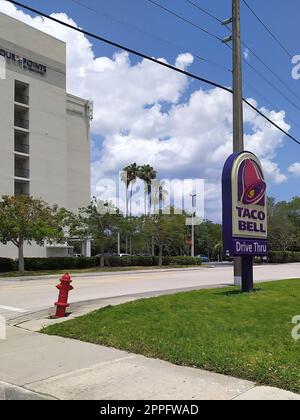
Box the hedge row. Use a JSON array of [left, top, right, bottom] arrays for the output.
[[0, 258, 17, 273], [3, 252, 300, 272], [268, 251, 300, 264], [0, 255, 201, 272]]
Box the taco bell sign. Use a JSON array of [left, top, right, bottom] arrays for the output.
[[222, 151, 268, 257]]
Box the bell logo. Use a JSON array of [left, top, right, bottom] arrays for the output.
[[241, 159, 266, 206]]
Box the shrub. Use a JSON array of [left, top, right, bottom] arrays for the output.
[[24, 257, 99, 271], [0, 257, 16, 273], [21, 255, 201, 271], [0, 255, 201, 273], [166, 256, 201, 266], [268, 251, 300, 264]]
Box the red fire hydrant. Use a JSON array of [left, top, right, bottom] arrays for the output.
[[54, 273, 73, 318]]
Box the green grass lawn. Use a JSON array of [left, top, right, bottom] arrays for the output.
[[42, 279, 300, 394], [0, 265, 202, 278]]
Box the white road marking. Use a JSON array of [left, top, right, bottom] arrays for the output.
[[0, 305, 27, 313]]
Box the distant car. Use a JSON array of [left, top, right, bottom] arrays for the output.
[[224, 256, 234, 262], [73, 254, 82, 258], [118, 253, 131, 257], [196, 255, 210, 263], [94, 253, 114, 258]]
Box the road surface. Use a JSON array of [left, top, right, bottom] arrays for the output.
[[0, 264, 300, 320]]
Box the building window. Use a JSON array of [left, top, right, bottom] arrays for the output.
[[14, 130, 29, 154], [14, 105, 29, 130], [15, 80, 29, 105], [15, 180, 30, 196], [14, 81, 30, 197], [15, 155, 30, 179]]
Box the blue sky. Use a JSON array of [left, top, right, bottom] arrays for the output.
[[6, 0, 300, 206]]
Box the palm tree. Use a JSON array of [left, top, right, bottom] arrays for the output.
[[121, 163, 139, 217], [138, 165, 157, 216], [152, 180, 169, 214]]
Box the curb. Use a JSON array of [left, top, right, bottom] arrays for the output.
[[0, 381, 56, 400], [0, 266, 210, 282]]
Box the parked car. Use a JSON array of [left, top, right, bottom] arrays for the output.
[[73, 253, 82, 258], [196, 255, 210, 263], [94, 253, 114, 258]]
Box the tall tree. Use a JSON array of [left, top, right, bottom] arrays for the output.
[[121, 163, 139, 217], [138, 165, 157, 215], [0, 195, 67, 272], [152, 180, 169, 214]]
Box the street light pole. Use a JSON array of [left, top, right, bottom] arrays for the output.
[[190, 193, 197, 258]]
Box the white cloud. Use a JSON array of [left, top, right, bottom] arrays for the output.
[[243, 48, 250, 60], [0, 0, 290, 220], [288, 162, 300, 176]]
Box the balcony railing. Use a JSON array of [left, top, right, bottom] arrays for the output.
[[15, 142, 30, 154], [14, 117, 29, 130], [15, 93, 29, 105], [15, 167, 30, 179]]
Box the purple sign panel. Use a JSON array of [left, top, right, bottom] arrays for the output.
[[222, 151, 268, 257], [233, 239, 268, 256]]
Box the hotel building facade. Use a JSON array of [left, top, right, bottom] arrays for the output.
[[0, 12, 92, 258]]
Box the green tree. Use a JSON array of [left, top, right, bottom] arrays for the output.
[[71, 199, 119, 267], [195, 221, 222, 260], [267, 196, 300, 252], [0, 195, 67, 272], [145, 210, 186, 266]]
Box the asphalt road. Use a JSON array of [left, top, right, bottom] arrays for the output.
[[0, 263, 300, 321]]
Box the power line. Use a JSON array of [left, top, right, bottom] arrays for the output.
[[242, 0, 293, 59], [243, 80, 300, 131], [69, 0, 231, 74], [146, 0, 223, 42], [244, 98, 299, 144], [186, 0, 300, 110], [241, 55, 300, 114], [240, 40, 300, 104], [6, 2, 231, 91], [6, 1, 300, 146], [185, 0, 223, 24], [70, 0, 299, 131]]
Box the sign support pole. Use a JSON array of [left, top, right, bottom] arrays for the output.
[[241, 256, 254, 293]]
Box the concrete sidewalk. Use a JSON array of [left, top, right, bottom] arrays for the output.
[[1, 326, 299, 400]]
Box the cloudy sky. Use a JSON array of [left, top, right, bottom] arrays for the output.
[[1, 0, 299, 220]]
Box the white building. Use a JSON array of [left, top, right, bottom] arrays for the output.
[[0, 12, 92, 258]]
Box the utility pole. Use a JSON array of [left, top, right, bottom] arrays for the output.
[[232, 0, 244, 153], [190, 193, 197, 258], [117, 230, 121, 255], [232, 0, 243, 287], [223, 0, 244, 287]]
